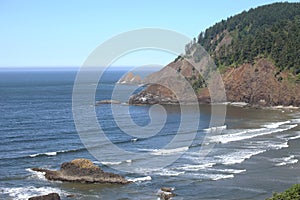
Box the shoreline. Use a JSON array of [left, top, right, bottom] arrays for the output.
[[127, 99, 300, 111]]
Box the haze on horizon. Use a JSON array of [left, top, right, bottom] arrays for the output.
[[0, 0, 297, 68]]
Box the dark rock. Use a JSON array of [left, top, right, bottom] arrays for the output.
[[28, 193, 60, 200], [66, 194, 76, 198], [31, 158, 130, 184], [95, 99, 121, 105]]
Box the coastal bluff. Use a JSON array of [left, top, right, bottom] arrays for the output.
[[31, 158, 130, 184], [129, 58, 300, 107], [129, 2, 300, 107]]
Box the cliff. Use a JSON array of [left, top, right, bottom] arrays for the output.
[[130, 3, 300, 107]]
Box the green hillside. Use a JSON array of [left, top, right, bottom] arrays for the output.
[[197, 2, 300, 75]]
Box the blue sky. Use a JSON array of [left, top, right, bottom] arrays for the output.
[[0, 0, 298, 68]]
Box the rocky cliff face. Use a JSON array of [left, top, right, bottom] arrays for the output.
[[130, 3, 300, 107], [129, 58, 300, 107], [129, 59, 207, 105], [223, 59, 300, 106]]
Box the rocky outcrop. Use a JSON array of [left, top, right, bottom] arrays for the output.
[[117, 72, 143, 85], [95, 99, 121, 105], [129, 59, 208, 105], [129, 58, 300, 107], [32, 158, 130, 184], [28, 193, 60, 200]]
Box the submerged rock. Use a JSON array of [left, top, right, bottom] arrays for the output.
[[28, 193, 60, 200], [32, 158, 130, 184], [157, 187, 176, 200]]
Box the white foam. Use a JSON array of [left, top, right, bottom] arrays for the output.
[[154, 169, 185, 176], [45, 152, 57, 156], [94, 159, 132, 166], [26, 168, 46, 181], [131, 138, 138, 142], [288, 134, 300, 140], [229, 102, 248, 107], [209, 124, 297, 144], [263, 120, 291, 129], [194, 173, 234, 181], [176, 163, 216, 172], [1, 186, 62, 200], [271, 155, 299, 166], [210, 174, 234, 180], [212, 168, 247, 174], [151, 147, 189, 155], [128, 176, 152, 182], [101, 161, 122, 165], [204, 125, 227, 132], [138, 148, 154, 152], [215, 149, 266, 165], [267, 141, 289, 150], [29, 151, 57, 158]]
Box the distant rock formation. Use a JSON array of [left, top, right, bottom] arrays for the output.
[[28, 193, 61, 200], [117, 72, 143, 85], [95, 99, 121, 105], [31, 158, 130, 184]]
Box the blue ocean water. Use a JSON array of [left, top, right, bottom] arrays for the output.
[[0, 68, 300, 200]]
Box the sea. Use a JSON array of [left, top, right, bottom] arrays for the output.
[[0, 67, 300, 200]]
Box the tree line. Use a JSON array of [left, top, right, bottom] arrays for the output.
[[197, 2, 300, 75]]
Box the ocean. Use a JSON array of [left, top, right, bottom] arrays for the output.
[[0, 68, 299, 200]]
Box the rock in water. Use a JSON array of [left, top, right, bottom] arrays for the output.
[[161, 187, 174, 193], [31, 158, 130, 184], [95, 99, 121, 105], [157, 187, 176, 200], [28, 193, 60, 200]]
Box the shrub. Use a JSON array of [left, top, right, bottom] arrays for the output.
[[266, 184, 300, 200]]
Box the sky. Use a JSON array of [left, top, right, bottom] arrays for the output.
[[0, 0, 299, 68]]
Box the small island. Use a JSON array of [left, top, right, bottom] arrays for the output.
[[31, 158, 130, 184]]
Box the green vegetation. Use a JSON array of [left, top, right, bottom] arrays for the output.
[[192, 75, 207, 92], [266, 184, 300, 200], [196, 2, 300, 75]]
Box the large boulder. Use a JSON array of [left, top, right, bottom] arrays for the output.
[[32, 158, 130, 184], [28, 193, 60, 200]]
